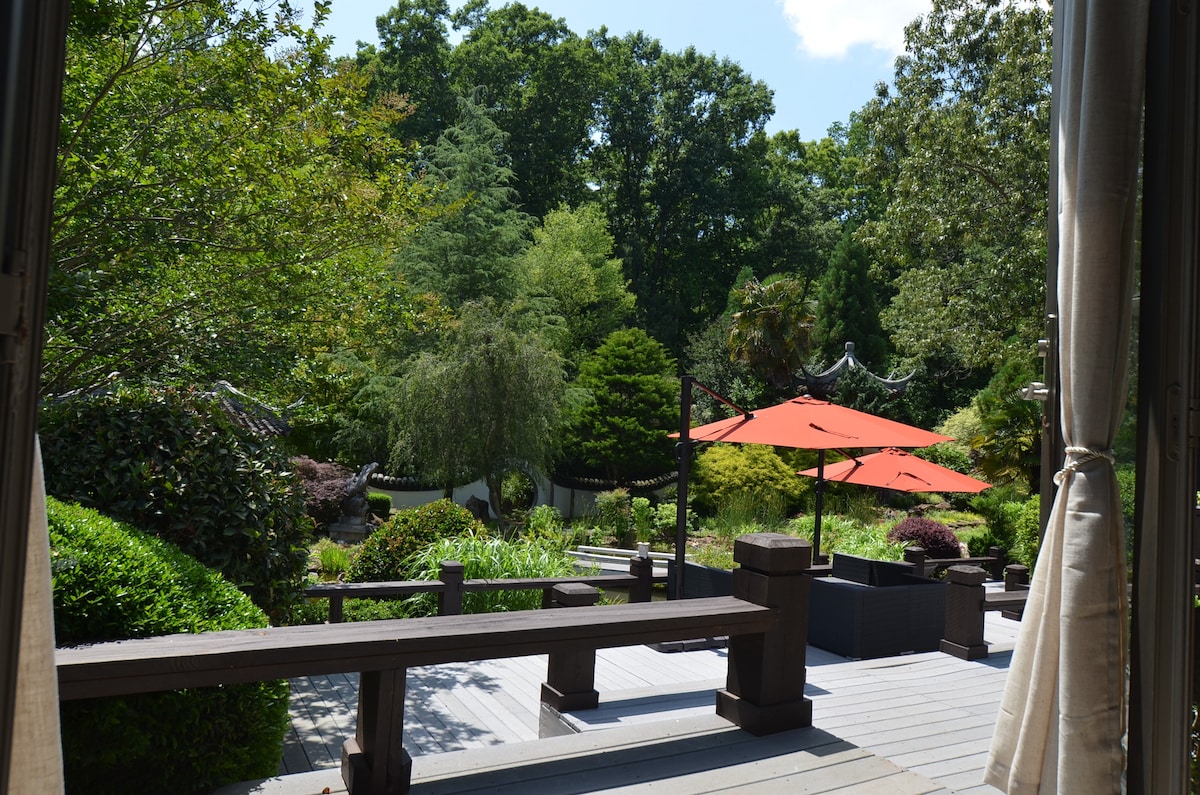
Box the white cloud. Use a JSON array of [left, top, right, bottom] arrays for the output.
[[779, 0, 933, 59]]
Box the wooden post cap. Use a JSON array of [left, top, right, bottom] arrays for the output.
[[946, 565, 987, 586], [733, 533, 812, 574], [551, 583, 600, 607]]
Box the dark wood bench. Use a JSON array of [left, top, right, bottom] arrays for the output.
[[58, 533, 813, 795]]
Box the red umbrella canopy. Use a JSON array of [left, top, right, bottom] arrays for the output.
[[675, 395, 951, 450], [798, 447, 991, 493]]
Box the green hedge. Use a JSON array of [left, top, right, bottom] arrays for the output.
[[40, 384, 312, 623], [49, 498, 289, 794], [347, 499, 485, 583]]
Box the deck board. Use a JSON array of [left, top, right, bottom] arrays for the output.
[[263, 604, 1020, 794]]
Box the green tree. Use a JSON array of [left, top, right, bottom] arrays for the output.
[[813, 229, 888, 366], [518, 203, 635, 367], [47, 0, 432, 400], [562, 328, 678, 482], [859, 0, 1052, 368], [356, 0, 456, 144], [450, 2, 600, 217], [396, 92, 532, 307], [970, 354, 1042, 492], [590, 32, 776, 354], [391, 301, 565, 520], [727, 276, 816, 392]]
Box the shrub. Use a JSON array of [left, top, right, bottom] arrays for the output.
[[690, 444, 807, 516], [631, 496, 654, 543], [49, 498, 288, 794], [347, 499, 485, 582], [40, 384, 312, 623], [1010, 494, 1042, 570], [969, 484, 1027, 551], [886, 516, 962, 559], [787, 515, 904, 560], [292, 456, 352, 530], [593, 488, 633, 547], [403, 532, 579, 616], [368, 491, 393, 518], [523, 504, 566, 546]]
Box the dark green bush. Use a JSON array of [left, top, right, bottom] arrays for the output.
[[886, 516, 962, 559], [347, 499, 485, 582], [969, 484, 1027, 551], [368, 491, 393, 518], [1010, 494, 1042, 570], [40, 384, 312, 623], [49, 498, 289, 794]]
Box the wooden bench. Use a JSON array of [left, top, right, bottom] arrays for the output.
[[940, 564, 1030, 660], [58, 533, 813, 795]]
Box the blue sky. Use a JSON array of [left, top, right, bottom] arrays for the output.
[[318, 0, 933, 142]]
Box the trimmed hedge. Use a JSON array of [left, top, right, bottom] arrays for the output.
[[40, 384, 312, 623], [49, 498, 289, 794], [346, 499, 486, 582]]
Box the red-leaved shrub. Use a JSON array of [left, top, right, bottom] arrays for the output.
[[886, 516, 961, 560], [292, 456, 351, 531]]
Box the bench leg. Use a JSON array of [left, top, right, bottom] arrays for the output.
[[344, 668, 411, 795]]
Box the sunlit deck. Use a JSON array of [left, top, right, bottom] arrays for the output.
[[214, 608, 1018, 795]]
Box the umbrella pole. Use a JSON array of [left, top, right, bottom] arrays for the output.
[[813, 449, 825, 564], [674, 377, 694, 600]]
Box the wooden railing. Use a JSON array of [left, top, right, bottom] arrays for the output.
[[303, 553, 663, 623], [56, 533, 813, 795], [940, 563, 1030, 660], [903, 545, 1008, 581]]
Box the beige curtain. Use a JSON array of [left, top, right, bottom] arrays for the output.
[[5, 439, 64, 792], [984, 0, 1149, 791]]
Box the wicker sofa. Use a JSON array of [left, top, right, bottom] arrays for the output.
[[807, 553, 946, 659]]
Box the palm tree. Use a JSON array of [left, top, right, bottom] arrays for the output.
[[727, 276, 816, 390]]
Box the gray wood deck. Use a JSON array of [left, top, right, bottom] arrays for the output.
[[218, 605, 1020, 795]]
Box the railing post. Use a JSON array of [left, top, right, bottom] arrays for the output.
[[716, 533, 812, 735], [988, 546, 1006, 581], [1004, 563, 1030, 591], [343, 668, 410, 795], [329, 593, 344, 624], [903, 546, 927, 577], [1002, 563, 1030, 620], [438, 560, 464, 616], [541, 583, 600, 712], [940, 565, 989, 660], [628, 543, 654, 603]]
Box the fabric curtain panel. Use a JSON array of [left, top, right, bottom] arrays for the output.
[[6, 440, 64, 792], [984, 1, 1148, 792]]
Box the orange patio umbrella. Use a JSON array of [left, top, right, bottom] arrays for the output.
[[798, 447, 991, 493], [671, 391, 951, 575]]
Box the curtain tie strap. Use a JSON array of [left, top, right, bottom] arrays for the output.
[[1053, 446, 1115, 486]]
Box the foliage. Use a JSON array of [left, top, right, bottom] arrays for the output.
[[523, 504, 565, 542], [48, 498, 288, 794], [787, 514, 904, 561], [914, 443, 975, 476], [39, 384, 312, 623], [347, 499, 485, 582], [391, 300, 565, 519], [292, 456, 353, 531], [886, 516, 962, 559], [969, 484, 1027, 552], [813, 229, 888, 367], [690, 444, 807, 517], [728, 275, 816, 391], [631, 497, 655, 543], [317, 542, 353, 581], [1011, 494, 1042, 571], [518, 203, 636, 368], [970, 355, 1043, 491], [449, 3, 600, 217], [593, 488, 633, 547], [48, 0, 433, 400], [368, 492, 394, 517], [590, 32, 775, 353], [704, 491, 790, 540], [402, 532, 579, 615], [395, 92, 532, 307], [561, 328, 678, 482], [862, 0, 1052, 369], [682, 314, 771, 424]]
